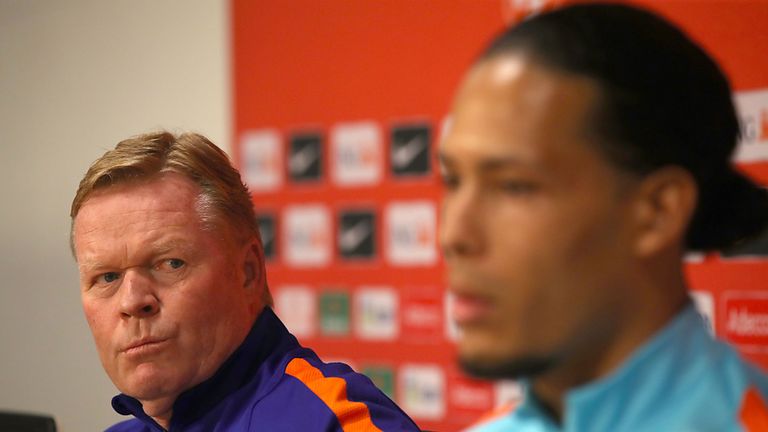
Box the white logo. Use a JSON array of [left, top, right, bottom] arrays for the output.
[[392, 135, 427, 169], [403, 301, 441, 328], [355, 286, 398, 340], [283, 205, 331, 267], [331, 121, 382, 186], [734, 88, 768, 162], [274, 285, 316, 338], [241, 130, 282, 191], [450, 381, 492, 410], [722, 291, 768, 351], [386, 201, 437, 265], [289, 144, 320, 176], [399, 364, 445, 420], [690, 290, 715, 335], [727, 307, 768, 337], [339, 219, 372, 252]]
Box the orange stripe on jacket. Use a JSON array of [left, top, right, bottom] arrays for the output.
[[285, 358, 383, 432], [740, 387, 768, 432]]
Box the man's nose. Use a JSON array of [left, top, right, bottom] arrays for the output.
[[440, 185, 484, 259], [118, 269, 160, 319]]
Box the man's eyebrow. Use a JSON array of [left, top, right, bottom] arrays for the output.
[[151, 239, 193, 255], [78, 258, 108, 274], [438, 151, 536, 171], [478, 157, 535, 171]]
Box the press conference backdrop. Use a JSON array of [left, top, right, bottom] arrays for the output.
[[232, 1, 768, 430]]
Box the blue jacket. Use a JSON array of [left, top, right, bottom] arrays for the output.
[[106, 308, 419, 431], [467, 305, 768, 432]]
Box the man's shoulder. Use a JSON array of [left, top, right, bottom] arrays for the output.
[[251, 353, 419, 431], [700, 335, 768, 400]]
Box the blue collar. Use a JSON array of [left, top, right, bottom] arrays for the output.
[[514, 304, 710, 429]]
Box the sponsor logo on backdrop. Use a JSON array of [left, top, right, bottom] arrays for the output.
[[386, 201, 437, 265], [241, 129, 282, 191], [399, 364, 446, 420], [283, 205, 331, 267], [355, 286, 398, 340], [690, 290, 715, 335], [320, 290, 351, 337], [391, 124, 431, 176], [401, 286, 444, 344], [256, 213, 276, 260], [362, 365, 396, 399], [274, 285, 316, 338], [724, 291, 768, 352], [734, 88, 768, 162], [289, 132, 323, 182], [338, 210, 376, 259], [449, 378, 493, 411], [331, 121, 382, 186]]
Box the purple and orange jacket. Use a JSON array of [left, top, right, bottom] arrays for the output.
[[106, 308, 420, 432]]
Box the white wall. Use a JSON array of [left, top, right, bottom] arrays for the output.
[[0, 1, 230, 430]]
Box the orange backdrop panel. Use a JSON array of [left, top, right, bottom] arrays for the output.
[[232, 1, 768, 430]]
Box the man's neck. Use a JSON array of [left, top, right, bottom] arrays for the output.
[[529, 266, 690, 423]]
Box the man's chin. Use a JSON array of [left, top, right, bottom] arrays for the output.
[[119, 382, 168, 400], [117, 372, 175, 401], [459, 353, 556, 380]]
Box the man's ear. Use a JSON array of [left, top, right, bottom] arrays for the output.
[[631, 166, 698, 257], [242, 238, 266, 292], [241, 237, 268, 315]]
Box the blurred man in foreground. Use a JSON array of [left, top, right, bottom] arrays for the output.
[[71, 132, 419, 431], [440, 3, 768, 431]]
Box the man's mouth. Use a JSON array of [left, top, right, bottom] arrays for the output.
[[448, 290, 494, 325], [122, 337, 169, 356]]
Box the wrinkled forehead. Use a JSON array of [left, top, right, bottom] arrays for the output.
[[78, 172, 200, 217], [72, 174, 204, 245]]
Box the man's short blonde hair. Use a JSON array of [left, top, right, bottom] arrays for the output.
[[71, 131, 272, 304]]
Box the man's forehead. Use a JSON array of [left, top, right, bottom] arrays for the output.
[[72, 175, 205, 254], [443, 55, 601, 164], [77, 175, 200, 218]]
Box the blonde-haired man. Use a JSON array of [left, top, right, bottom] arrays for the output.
[[71, 131, 418, 431]]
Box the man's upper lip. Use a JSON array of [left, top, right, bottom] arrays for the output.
[[122, 337, 166, 352], [448, 280, 490, 299]]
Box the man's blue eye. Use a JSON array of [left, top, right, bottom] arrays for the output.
[[167, 259, 185, 269], [102, 272, 120, 283]]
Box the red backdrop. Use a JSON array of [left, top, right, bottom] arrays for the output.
[[232, 1, 768, 430]]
